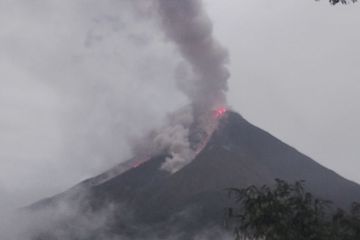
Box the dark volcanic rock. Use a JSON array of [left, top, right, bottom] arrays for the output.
[[30, 111, 360, 239]]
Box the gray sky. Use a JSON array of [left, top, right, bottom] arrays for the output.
[[0, 0, 359, 210], [205, 0, 360, 185]]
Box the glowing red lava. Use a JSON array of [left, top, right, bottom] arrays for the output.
[[214, 107, 227, 118]]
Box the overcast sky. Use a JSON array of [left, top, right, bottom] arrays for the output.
[[206, 0, 360, 186], [1, 0, 359, 210]]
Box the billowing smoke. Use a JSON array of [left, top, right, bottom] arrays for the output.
[[129, 106, 195, 173], [0, 0, 232, 238], [157, 0, 230, 114], [148, 0, 230, 172], [131, 105, 227, 173], [154, 108, 195, 173]]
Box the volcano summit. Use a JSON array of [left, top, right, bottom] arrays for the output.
[[29, 111, 360, 239]]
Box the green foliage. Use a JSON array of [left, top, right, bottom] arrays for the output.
[[226, 179, 360, 240]]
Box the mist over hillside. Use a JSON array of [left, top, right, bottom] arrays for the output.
[[1, 0, 360, 239], [15, 111, 360, 239]]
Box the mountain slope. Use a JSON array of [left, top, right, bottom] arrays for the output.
[[30, 111, 360, 238]]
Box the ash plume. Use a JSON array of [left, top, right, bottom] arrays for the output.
[[0, 1, 233, 237], [135, 0, 231, 173], [156, 0, 230, 114], [150, 0, 230, 172]]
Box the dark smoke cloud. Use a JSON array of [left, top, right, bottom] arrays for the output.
[[157, 0, 230, 113]]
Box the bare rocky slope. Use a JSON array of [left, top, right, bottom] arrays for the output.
[[30, 111, 360, 239]]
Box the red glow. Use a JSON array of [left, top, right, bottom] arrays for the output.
[[214, 107, 227, 118], [131, 160, 144, 168]]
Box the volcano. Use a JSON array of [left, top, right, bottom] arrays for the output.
[[29, 111, 360, 239]]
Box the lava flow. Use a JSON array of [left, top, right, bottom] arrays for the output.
[[193, 107, 228, 156], [214, 107, 227, 118]]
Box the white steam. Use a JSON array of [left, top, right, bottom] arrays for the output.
[[131, 105, 223, 173], [155, 108, 195, 173], [0, 193, 118, 240], [0, 0, 232, 238]]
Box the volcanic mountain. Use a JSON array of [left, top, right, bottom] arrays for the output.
[[30, 111, 360, 239]]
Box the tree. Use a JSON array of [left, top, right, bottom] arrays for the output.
[[226, 179, 360, 240], [328, 0, 357, 4]]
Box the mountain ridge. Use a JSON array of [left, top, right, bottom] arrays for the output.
[[29, 111, 360, 239]]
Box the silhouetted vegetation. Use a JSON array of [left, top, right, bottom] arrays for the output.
[[227, 179, 360, 240], [326, 0, 357, 4]]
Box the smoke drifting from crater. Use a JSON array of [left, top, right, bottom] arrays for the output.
[[135, 0, 232, 173], [1, 0, 228, 238], [157, 0, 230, 113]]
